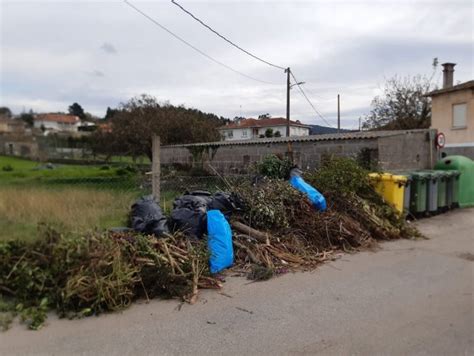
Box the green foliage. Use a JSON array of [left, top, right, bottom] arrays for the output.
[[273, 131, 282, 137], [68, 102, 86, 120], [2, 164, 13, 172], [256, 154, 292, 179], [0, 107, 12, 118], [264, 128, 274, 138], [305, 157, 372, 196], [19, 110, 35, 127], [100, 94, 227, 160], [0, 227, 210, 330], [237, 178, 303, 229]]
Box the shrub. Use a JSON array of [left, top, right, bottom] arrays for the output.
[[256, 154, 292, 179], [305, 157, 371, 196], [2, 165, 13, 172]]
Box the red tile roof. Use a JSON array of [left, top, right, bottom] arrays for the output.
[[35, 114, 80, 124], [219, 118, 310, 130]]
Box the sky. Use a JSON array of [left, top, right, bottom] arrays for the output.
[[0, 0, 472, 129]]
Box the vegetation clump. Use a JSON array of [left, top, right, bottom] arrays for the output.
[[255, 154, 293, 179], [0, 227, 213, 330]]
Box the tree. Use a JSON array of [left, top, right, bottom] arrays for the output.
[[104, 107, 118, 120], [68, 102, 86, 120], [96, 95, 226, 160], [362, 75, 435, 130], [0, 107, 12, 118], [274, 131, 282, 137], [258, 113, 271, 119], [265, 128, 274, 138], [19, 109, 35, 127]]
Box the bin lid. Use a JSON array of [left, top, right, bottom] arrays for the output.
[[410, 171, 431, 180], [368, 173, 407, 183]]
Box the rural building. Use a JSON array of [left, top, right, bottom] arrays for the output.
[[427, 63, 473, 158], [0, 118, 26, 134], [34, 114, 80, 133], [160, 129, 437, 174], [219, 118, 310, 141]]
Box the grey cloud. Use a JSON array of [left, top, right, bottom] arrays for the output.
[[89, 70, 105, 77], [100, 42, 117, 54]]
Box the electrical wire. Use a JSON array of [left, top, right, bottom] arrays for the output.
[[171, 0, 286, 71], [290, 71, 334, 128], [123, 0, 280, 85]]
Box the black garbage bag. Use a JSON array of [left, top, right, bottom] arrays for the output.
[[130, 196, 169, 236], [174, 191, 212, 210], [208, 192, 242, 219], [170, 207, 207, 239], [171, 193, 210, 238]]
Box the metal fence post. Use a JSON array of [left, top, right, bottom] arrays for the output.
[[152, 135, 161, 202]]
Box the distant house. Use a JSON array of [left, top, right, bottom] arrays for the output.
[[0, 118, 26, 134], [34, 114, 80, 133], [427, 63, 473, 158], [219, 118, 310, 141]]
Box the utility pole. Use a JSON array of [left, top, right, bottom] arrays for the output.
[[286, 67, 291, 137], [359, 117, 362, 132], [337, 94, 340, 133]]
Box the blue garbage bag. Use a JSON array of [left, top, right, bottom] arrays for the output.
[[207, 210, 234, 274], [289, 175, 327, 211]]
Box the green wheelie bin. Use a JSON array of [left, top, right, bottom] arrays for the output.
[[409, 172, 429, 215], [434, 170, 448, 212], [420, 171, 438, 214], [445, 170, 461, 208]]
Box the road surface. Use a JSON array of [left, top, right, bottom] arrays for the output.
[[1, 208, 473, 355]]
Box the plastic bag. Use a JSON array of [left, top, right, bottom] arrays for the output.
[[130, 196, 169, 236], [207, 210, 234, 274], [209, 192, 237, 219], [170, 207, 207, 239], [289, 175, 327, 211]]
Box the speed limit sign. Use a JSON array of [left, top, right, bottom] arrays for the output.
[[435, 132, 446, 148]]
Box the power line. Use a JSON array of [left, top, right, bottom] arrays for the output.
[[123, 0, 280, 85], [171, 0, 286, 71], [290, 71, 334, 128]]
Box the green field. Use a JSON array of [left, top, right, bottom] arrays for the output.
[[0, 156, 148, 241]]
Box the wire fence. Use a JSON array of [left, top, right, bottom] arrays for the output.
[[0, 161, 249, 241]]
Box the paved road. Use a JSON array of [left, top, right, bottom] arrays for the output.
[[1, 209, 473, 355]]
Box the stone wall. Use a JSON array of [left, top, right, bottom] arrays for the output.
[[160, 130, 438, 174]]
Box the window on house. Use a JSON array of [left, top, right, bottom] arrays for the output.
[[241, 129, 248, 138], [227, 130, 233, 138], [452, 103, 467, 128]]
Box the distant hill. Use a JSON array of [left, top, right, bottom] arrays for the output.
[[308, 125, 353, 135]]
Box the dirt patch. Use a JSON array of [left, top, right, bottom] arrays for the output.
[[457, 252, 474, 261]]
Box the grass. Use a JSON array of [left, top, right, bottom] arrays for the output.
[[0, 186, 137, 241], [0, 156, 148, 241], [0, 155, 128, 186]]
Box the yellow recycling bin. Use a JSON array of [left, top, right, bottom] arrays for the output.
[[368, 173, 407, 214]]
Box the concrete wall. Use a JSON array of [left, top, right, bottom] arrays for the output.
[[160, 130, 436, 174], [431, 88, 473, 145], [377, 130, 436, 170]]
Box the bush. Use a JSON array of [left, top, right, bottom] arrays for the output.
[[256, 155, 292, 179], [2, 165, 13, 172], [305, 157, 371, 196]]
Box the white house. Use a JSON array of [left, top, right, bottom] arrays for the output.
[[219, 118, 310, 141], [34, 114, 80, 133]]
